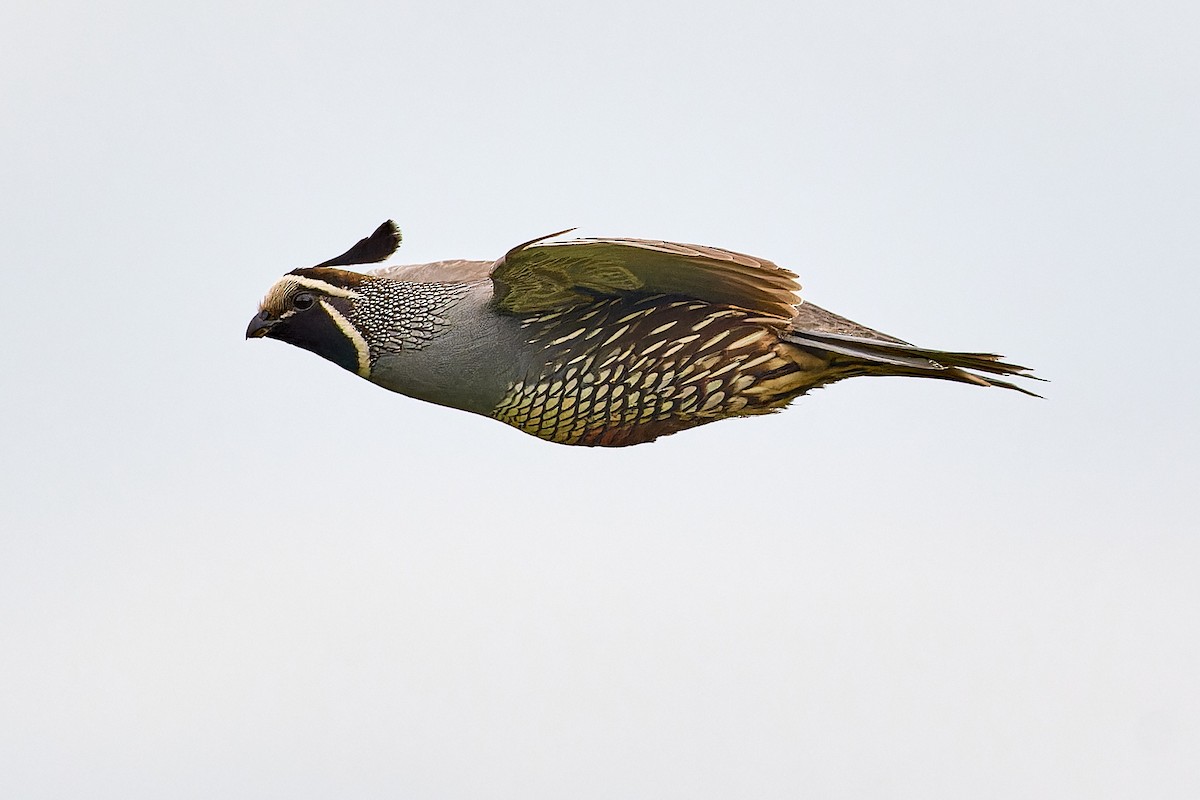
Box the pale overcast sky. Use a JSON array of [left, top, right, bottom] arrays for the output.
[[2, 1, 1197, 797]]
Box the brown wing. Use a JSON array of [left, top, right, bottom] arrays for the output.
[[489, 233, 802, 318], [367, 259, 493, 283]]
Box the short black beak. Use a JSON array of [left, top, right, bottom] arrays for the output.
[[246, 311, 276, 339]]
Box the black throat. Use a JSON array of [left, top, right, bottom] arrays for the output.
[[269, 301, 362, 375]]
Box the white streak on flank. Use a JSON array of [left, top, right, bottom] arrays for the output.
[[600, 324, 631, 348], [660, 342, 687, 358], [709, 360, 741, 378], [733, 374, 757, 392], [699, 330, 732, 350], [319, 299, 371, 377], [728, 330, 768, 350], [617, 309, 650, 324], [549, 328, 586, 346], [740, 352, 777, 370]]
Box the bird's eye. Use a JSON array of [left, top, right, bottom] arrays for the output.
[[293, 293, 315, 310]]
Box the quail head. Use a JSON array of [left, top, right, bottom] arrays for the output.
[[247, 221, 1038, 447]]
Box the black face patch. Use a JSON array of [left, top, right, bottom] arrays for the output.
[[266, 303, 362, 374]]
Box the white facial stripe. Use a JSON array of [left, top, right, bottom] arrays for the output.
[[259, 275, 364, 318], [289, 276, 362, 299], [319, 299, 371, 378]]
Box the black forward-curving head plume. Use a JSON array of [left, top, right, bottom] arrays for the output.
[[247, 222, 399, 378], [313, 220, 402, 268]]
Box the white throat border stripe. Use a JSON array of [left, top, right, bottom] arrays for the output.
[[319, 299, 371, 377]]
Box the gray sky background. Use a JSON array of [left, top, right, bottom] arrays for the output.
[[2, 1, 1197, 797]]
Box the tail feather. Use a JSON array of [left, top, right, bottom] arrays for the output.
[[782, 328, 1043, 397]]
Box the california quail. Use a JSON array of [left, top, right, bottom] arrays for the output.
[[247, 221, 1038, 446]]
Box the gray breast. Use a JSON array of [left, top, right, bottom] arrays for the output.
[[364, 281, 526, 418]]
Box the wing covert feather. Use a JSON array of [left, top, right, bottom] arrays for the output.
[[490, 235, 802, 318], [368, 259, 493, 283]]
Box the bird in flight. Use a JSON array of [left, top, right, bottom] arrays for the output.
[[247, 221, 1037, 446]]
